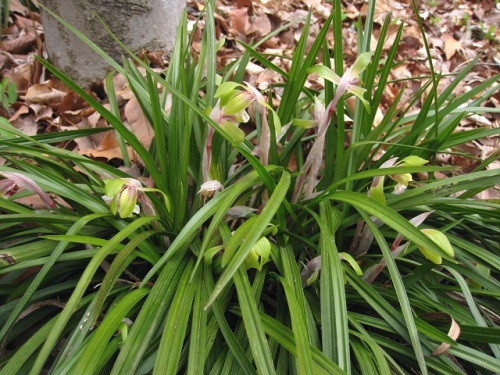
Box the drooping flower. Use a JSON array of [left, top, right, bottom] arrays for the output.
[[102, 178, 169, 218], [0, 171, 56, 209], [210, 81, 280, 164], [369, 155, 429, 200], [202, 81, 280, 202], [103, 178, 141, 218], [416, 228, 454, 265], [198, 179, 223, 198], [389, 155, 428, 194], [244, 236, 272, 271], [308, 51, 374, 113]]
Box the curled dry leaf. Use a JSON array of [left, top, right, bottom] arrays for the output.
[[0, 32, 37, 54], [25, 80, 66, 104], [8, 0, 31, 16], [432, 317, 461, 356], [8, 104, 30, 122], [81, 147, 136, 164]]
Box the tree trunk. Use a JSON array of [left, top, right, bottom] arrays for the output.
[[39, 0, 184, 86]]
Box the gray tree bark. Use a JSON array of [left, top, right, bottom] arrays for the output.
[[40, 0, 184, 86]]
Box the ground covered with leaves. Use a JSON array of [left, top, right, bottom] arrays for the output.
[[1, 0, 499, 200]]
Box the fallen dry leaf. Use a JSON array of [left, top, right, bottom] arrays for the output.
[[124, 97, 154, 151], [443, 35, 462, 60], [7, 0, 31, 16], [10, 114, 37, 135], [81, 146, 136, 164], [8, 104, 30, 122], [25, 80, 66, 104], [0, 32, 36, 54], [431, 317, 461, 356]]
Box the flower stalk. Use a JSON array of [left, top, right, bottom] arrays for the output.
[[292, 52, 373, 202]]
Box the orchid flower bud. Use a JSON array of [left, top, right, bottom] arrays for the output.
[[198, 179, 223, 197], [416, 229, 454, 264], [244, 236, 272, 271]]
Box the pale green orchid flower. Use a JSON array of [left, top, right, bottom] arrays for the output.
[[102, 178, 170, 218], [202, 81, 281, 200], [209, 99, 247, 144], [213, 81, 281, 165], [308, 51, 374, 113], [369, 156, 429, 201], [244, 236, 272, 271], [390, 155, 428, 193], [417, 229, 454, 265]]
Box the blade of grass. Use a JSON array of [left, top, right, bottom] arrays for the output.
[[446, 267, 500, 358], [153, 259, 196, 375], [0, 213, 109, 343], [203, 264, 255, 374], [359, 210, 428, 375], [259, 313, 346, 375], [111, 254, 190, 374], [233, 267, 276, 375], [280, 246, 314, 374], [186, 265, 207, 375], [318, 202, 350, 371], [72, 288, 150, 374]]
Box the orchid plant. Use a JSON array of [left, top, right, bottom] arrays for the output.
[[1, 2, 499, 374]]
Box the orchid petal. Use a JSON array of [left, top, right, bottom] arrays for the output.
[[104, 178, 127, 197], [369, 176, 386, 205], [308, 65, 342, 85], [0, 172, 55, 208], [118, 185, 139, 218], [391, 173, 412, 186], [224, 91, 254, 115], [244, 236, 272, 271], [349, 51, 374, 78], [401, 155, 429, 166], [220, 121, 245, 143], [293, 118, 317, 129], [416, 229, 454, 264], [215, 82, 241, 100], [348, 85, 370, 112]]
